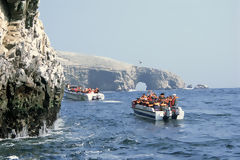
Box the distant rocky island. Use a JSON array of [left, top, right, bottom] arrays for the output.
[[0, 0, 64, 138], [57, 51, 185, 91]]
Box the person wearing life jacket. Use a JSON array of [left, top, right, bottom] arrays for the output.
[[159, 93, 167, 105], [153, 93, 158, 100], [147, 96, 154, 107], [136, 98, 141, 104], [168, 96, 173, 107], [73, 88, 78, 92], [171, 94, 179, 106], [158, 93, 165, 102], [94, 88, 99, 93], [140, 94, 147, 101], [83, 88, 89, 93], [88, 88, 93, 93], [76, 86, 82, 92], [165, 96, 170, 106]]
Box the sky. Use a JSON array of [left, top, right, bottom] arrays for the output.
[[39, 0, 240, 88]]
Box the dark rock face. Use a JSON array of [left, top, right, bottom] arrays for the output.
[[6, 0, 38, 28], [58, 52, 185, 91], [0, 0, 64, 138]]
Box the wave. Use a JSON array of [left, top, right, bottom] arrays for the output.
[[7, 155, 19, 160], [0, 118, 65, 141], [120, 138, 140, 145]]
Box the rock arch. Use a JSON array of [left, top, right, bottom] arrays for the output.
[[135, 82, 147, 91], [133, 67, 184, 90]]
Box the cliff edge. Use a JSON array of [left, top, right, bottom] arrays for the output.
[[0, 0, 64, 138], [57, 51, 185, 91]]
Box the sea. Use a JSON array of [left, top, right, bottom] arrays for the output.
[[0, 88, 239, 160]]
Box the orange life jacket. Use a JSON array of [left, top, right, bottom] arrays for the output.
[[148, 97, 153, 101]]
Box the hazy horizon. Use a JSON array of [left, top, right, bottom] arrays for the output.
[[39, 0, 240, 88]]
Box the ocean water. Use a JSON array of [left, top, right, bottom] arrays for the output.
[[0, 88, 240, 160]]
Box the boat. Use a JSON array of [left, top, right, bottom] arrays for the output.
[[131, 103, 184, 120], [184, 84, 193, 90], [64, 89, 104, 101], [194, 84, 208, 89]]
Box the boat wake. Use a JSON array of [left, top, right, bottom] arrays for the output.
[[102, 100, 122, 103]]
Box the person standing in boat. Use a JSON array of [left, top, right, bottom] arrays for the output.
[[66, 84, 71, 91], [158, 93, 165, 103], [171, 94, 178, 106]]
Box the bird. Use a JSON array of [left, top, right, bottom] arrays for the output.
[[139, 61, 143, 65]]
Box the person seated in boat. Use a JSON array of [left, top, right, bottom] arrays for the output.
[[134, 98, 141, 104], [153, 93, 158, 100], [69, 86, 77, 92], [167, 96, 173, 107], [158, 93, 166, 103], [164, 96, 169, 105], [76, 86, 82, 92], [94, 88, 99, 93], [160, 100, 167, 107], [171, 94, 179, 106], [88, 88, 94, 93], [140, 94, 148, 106], [81, 88, 86, 93], [149, 91, 157, 101], [147, 96, 154, 107], [140, 93, 147, 101], [73, 88, 78, 92], [82, 88, 89, 93]]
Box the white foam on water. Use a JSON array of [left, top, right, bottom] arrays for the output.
[[85, 150, 102, 155], [16, 125, 28, 138], [39, 118, 65, 137], [7, 155, 19, 160], [128, 89, 137, 92], [0, 118, 65, 141], [103, 100, 122, 103], [39, 120, 48, 137], [2, 142, 15, 147], [5, 125, 30, 139], [53, 118, 64, 131]]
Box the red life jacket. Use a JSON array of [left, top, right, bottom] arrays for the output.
[[171, 97, 176, 106], [169, 99, 172, 107]]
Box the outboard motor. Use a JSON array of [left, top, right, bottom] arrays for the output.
[[163, 107, 170, 120], [171, 106, 179, 119]]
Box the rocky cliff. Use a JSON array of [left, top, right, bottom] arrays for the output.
[[57, 51, 185, 91], [0, 0, 64, 138]]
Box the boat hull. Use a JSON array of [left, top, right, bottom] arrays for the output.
[[64, 90, 104, 101], [132, 104, 184, 121]]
